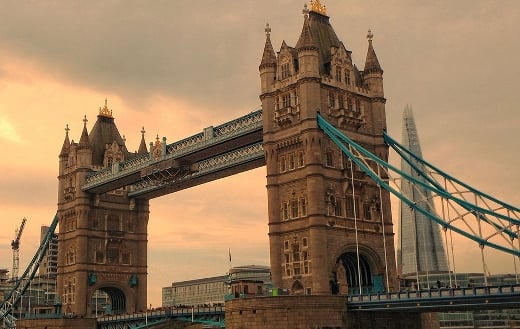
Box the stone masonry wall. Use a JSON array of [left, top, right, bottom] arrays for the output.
[[226, 296, 439, 329]]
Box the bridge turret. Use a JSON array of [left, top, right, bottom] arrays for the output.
[[76, 115, 93, 167], [259, 23, 277, 95], [296, 5, 320, 80], [363, 29, 384, 99], [59, 125, 71, 175]]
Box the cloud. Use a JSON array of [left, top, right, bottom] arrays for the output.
[[0, 115, 20, 143]]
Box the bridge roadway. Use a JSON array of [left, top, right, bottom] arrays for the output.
[[82, 110, 264, 199], [96, 284, 520, 328]]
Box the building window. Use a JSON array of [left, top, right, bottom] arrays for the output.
[[122, 252, 131, 265], [302, 237, 308, 248], [289, 153, 296, 170], [346, 196, 356, 218], [347, 97, 352, 111], [338, 94, 344, 109], [298, 151, 305, 167], [291, 200, 299, 218], [95, 250, 104, 263], [282, 93, 291, 108], [363, 203, 371, 220], [282, 202, 289, 220], [107, 247, 119, 264], [107, 215, 120, 232], [281, 62, 290, 79], [355, 98, 361, 113], [306, 287, 312, 295], [293, 244, 300, 261], [300, 198, 307, 216], [286, 267, 291, 277], [293, 264, 301, 276], [284, 240, 289, 250], [328, 92, 335, 108], [326, 150, 334, 167], [285, 253, 290, 264], [335, 66, 342, 82], [280, 156, 287, 172], [66, 248, 75, 265], [345, 70, 351, 85]]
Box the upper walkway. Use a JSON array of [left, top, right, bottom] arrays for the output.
[[82, 110, 263, 199]]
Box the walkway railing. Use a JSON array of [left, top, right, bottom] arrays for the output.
[[347, 284, 520, 311], [97, 306, 225, 328]]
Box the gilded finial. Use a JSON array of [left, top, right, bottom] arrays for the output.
[[99, 98, 113, 118], [310, 0, 326, 15], [302, 4, 309, 18], [367, 29, 374, 42], [65, 124, 70, 135], [122, 134, 126, 143], [141, 127, 146, 136], [265, 23, 271, 37], [83, 115, 88, 126]]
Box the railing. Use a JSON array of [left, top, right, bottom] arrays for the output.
[[347, 284, 520, 303], [97, 306, 225, 324], [346, 284, 520, 312]]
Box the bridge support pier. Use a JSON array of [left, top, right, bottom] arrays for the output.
[[226, 295, 439, 329], [226, 296, 439, 329]]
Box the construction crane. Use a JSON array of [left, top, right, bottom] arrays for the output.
[[10, 218, 27, 281]]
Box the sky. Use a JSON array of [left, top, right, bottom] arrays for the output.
[[0, 0, 519, 307]]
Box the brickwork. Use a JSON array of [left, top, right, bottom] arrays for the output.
[[226, 296, 347, 329]]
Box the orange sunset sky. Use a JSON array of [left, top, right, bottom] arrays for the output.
[[1, 0, 519, 307]]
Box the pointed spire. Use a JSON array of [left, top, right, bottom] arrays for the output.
[[59, 124, 71, 157], [260, 23, 277, 69], [78, 115, 91, 149], [138, 126, 148, 154], [364, 29, 383, 73], [296, 7, 318, 51]]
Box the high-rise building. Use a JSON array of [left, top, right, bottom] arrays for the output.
[[39, 225, 58, 277], [397, 105, 449, 277]]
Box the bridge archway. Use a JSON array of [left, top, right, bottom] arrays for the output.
[[89, 286, 129, 316], [334, 248, 385, 295], [291, 280, 304, 295]]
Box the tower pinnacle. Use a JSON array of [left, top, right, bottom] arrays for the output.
[[310, 0, 326, 15], [99, 98, 113, 118], [367, 28, 374, 42]]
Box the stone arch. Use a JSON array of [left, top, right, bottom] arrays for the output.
[[332, 244, 386, 295], [291, 280, 304, 295], [88, 283, 133, 315]]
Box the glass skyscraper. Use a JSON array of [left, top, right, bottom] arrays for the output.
[[397, 105, 449, 277]]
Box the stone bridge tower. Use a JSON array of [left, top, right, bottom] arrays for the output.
[[57, 101, 149, 316], [260, 2, 398, 296]]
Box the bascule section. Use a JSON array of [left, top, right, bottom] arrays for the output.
[[57, 101, 149, 316], [260, 1, 398, 296]]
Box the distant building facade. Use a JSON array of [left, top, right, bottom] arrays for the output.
[[162, 265, 271, 307]]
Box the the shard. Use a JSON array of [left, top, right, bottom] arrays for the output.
[[397, 105, 449, 276]]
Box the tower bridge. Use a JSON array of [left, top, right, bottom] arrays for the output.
[[2, 1, 520, 328]]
